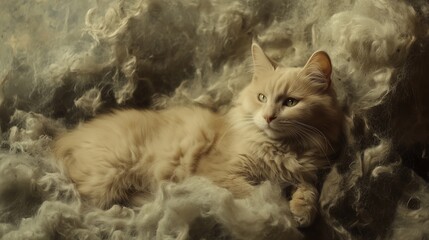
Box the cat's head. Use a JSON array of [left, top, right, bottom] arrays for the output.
[[237, 44, 343, 145]]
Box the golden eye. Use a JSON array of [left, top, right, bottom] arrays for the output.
[[284, 98, 299, 107], [257, 93, 267, 103]]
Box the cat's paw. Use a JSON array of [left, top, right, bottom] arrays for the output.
[[289, 188, 317, 227]]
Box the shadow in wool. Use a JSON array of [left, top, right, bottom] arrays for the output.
[[320, 35, 429, 239]]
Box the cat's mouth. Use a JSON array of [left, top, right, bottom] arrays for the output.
[[263, 125, 285, 139], [266, 123, 282, 132], [253, 119, 285, 138]]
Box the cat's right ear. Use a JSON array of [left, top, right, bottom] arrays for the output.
[[252, 43, 275, 80], [300, 51, 332, 91]]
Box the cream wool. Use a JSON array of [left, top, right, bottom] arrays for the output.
[[2, 0, 429, 239]]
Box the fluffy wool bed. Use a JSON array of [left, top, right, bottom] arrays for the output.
[[1, 0, 429, 239]]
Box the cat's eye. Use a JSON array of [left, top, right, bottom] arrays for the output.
[[283, 98, 299, 107], [257, 93, 267, 103]]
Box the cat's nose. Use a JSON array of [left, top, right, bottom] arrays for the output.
[[264, 115, 277, 123]]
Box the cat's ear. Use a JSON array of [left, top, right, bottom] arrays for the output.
[[301, 51, 332, 90], [252, 43, 276, 80]]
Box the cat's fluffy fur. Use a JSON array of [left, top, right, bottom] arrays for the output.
[[53, 44, 343, 227]]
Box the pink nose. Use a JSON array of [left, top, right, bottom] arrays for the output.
[[264, 115, 276, 123]]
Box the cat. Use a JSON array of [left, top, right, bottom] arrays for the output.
[[53, 43, 343, 227]]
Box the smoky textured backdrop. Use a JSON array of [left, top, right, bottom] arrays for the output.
[[1, 0, 428, 239]]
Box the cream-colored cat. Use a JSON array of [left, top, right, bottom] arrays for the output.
[[53, 44, 343, 227]]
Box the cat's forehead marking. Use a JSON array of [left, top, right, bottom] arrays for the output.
[[266, 67, 301, 98]]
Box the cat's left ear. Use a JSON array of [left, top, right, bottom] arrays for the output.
[[252, 43, 276, 81], [301, 51, 332, 90]]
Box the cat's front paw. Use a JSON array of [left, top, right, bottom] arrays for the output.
[[289, 187, 317, 227]]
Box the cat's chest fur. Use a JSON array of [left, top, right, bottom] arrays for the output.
[[224, 120, 324, 188]]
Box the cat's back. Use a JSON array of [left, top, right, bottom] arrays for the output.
[[53, 106, 222, 157], [54, 109, 154, 154]]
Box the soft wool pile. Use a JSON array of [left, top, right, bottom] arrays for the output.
[[0, 0, 428, 239]]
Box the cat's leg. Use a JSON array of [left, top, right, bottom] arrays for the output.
[[289, 184, 318, 227], [129, 191, 153, 207], [213, 176, 255, 198]]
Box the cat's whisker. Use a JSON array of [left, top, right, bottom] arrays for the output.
[[281, 120, 334, 153], [298, 130, 329, 158], [276, 120, 332, 158], [219, 114, 258, 142], [289, 128, 306, 148], [292, 121, 334, 153], [296, 128, 329, 159]]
